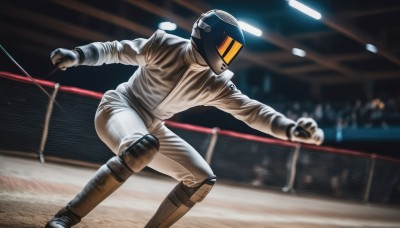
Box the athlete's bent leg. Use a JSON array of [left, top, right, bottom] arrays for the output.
[[145, 125, 216, 227], [45, 134, 159, 228], [145, 176, 216, 228]]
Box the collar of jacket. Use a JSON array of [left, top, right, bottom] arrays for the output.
[[184, 42, 209, 70]]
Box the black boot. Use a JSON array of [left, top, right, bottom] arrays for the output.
[[45, 206, 81, 228]]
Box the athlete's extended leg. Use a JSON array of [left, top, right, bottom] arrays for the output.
[[45, 134, 159, 228], [46, 91, 158, 228], [145, 125, 216, 227]]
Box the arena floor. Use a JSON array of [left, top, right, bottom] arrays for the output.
[[1, 153, 400, 228]]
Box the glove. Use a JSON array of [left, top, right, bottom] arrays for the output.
[[50, 48, 81, 70], [288, 117, 324, 145]]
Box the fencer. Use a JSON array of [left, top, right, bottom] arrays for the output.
[[46, 9, 324, 228]]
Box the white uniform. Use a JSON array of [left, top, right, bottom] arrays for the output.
[[91, 30, 295, 187]]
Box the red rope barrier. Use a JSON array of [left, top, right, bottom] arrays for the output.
[[0, 71, 103, 99], [0, 71, 55, 88], [2, 71, 400, 164]]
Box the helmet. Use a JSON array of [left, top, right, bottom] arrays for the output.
[[191, 10, 245, 75]]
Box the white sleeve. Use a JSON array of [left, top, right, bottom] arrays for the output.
[[76, 30, 163, 66], [206, 80, 295, 140]]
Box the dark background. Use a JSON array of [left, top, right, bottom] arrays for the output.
[[1, 0, 400, 157]]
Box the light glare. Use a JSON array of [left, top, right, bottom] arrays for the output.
[[288, 0, 322, 20], [292, 48, 306, 57], [238, 21, 262, 37], [366, 44, 378, 53], [158, 21, 177, 31]]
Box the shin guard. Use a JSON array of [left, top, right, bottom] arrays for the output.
[[145, 176, 216, 228], [51, 134, 159, 226], [69, 134, 159, 217]]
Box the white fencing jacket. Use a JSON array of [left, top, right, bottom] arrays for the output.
[[77, 30, 295, 140]]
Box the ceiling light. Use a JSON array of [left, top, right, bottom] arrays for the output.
[[238, 21, 262, 37], [366, 44, 378, 53], [158, 21, 177, 31], [292, 48, 306, 57], [288, 0, 322, 20]]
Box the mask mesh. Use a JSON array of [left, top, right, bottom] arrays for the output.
[[214, 10, 238, 26]]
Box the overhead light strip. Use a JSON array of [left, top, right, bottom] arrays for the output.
[[292, 48, 306, 57], [158, 21, 177, 31], [238, 21, 263, 37], [288, 0, 322, 20]]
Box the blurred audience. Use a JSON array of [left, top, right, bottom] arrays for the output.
[[269, 96, 400, 129], [174, 94, 400, 131]]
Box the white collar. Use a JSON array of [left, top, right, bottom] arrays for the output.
[[184, 42, 209, 70]]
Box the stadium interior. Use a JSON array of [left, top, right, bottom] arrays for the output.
[[1, 2, 400, 227], [1, 0, 399, 157]]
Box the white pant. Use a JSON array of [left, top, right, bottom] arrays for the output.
[[95, 90, 213, 187]]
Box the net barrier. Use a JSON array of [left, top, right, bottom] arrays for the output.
[[1, 71, 399, 204]]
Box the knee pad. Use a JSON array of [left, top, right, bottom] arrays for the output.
[[119, 134, 159, 173], [107, 134, 159, 182]]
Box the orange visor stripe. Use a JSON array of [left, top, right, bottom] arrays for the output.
[[217, 36, 233, 56], [223, 41, 242, 64]]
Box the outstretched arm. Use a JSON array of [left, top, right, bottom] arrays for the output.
[[50, 31, 161, 70], [207, 81, 324, 145]]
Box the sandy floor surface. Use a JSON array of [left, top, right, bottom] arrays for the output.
[[1, 153, 400, 228]]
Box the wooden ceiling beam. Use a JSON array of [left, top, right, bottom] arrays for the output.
[[173, 0, 203, 14], [51, 0, 154, 37], [339, 6, 400, 18], [126, 0, 313, 83], [255, 51, 307, 63], [260, 31, 359, 77], [321, 16, 400, 66], [0, 4, 112, 42], [328, 52, 373, 62], [0, 22, 76, 48], [174, 1, 360, 78], [123, 0, 194, 32], [261, 51, 373, 63], [291, 30, 336, 40], [284, 64, 326, 74]]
